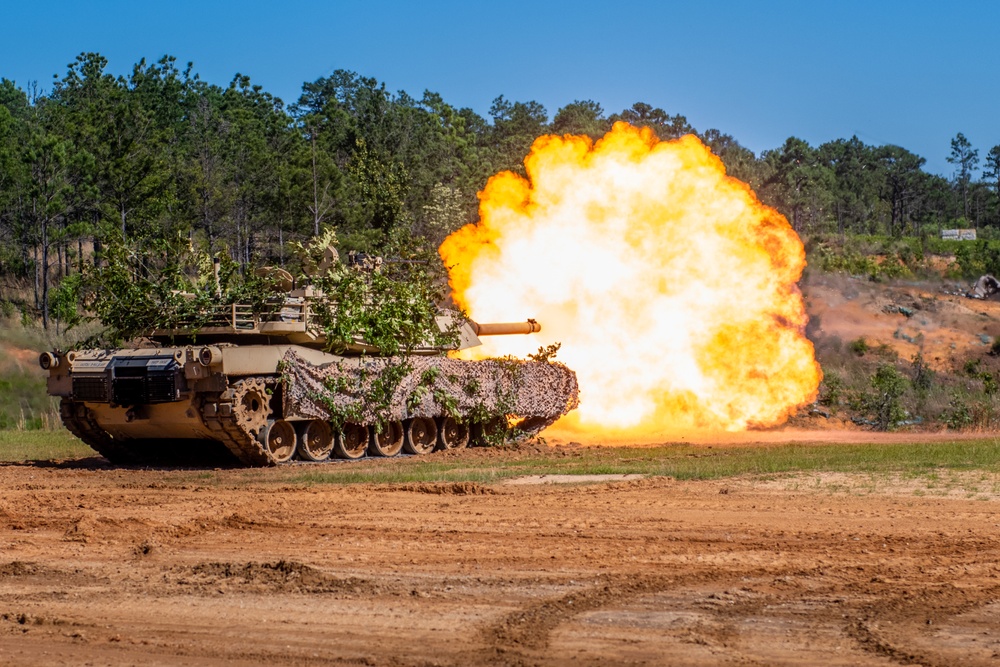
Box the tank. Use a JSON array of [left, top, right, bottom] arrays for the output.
[[40, 259, 579, 466]]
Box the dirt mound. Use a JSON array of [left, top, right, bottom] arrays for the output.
[[61, 514, 153, 544], [394, 481, 497, 495], [176, 560, 388, 596], [0, 561, 44, 577], [189, 560, 328, 586]]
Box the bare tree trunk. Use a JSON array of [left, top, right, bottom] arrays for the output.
[[92, 210, 102, 267], [278, 223, 284, 267], [312, 132, 320, 236], [41, 219, 49, 330], [21, 234, 31, 286], [32, 245, 39, 311]]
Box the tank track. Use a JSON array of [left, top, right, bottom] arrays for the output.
[[198, 371, 566, 466], [60, 382, 277, 467], [199, 377, 276, 467], [59, 378, 282, 467], [59, 399, 146, 464]]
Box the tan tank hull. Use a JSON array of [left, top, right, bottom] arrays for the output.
[[44, 326, 579, 467], [82, 401, 211, 440]]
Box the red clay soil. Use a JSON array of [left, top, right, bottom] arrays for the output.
[[805, 273, 1000, 372], [1, 455, 999, 666]]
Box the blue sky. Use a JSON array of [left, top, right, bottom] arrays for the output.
[[2, 0, 997, 176]]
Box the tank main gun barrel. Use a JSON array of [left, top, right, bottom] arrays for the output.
[[471, 319, 541, 336]]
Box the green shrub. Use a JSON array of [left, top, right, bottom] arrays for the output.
[[910, 353, 934, 396], [819, 370, 844, 407], [952, 239, 1000, 279], [859, 363, 908, 431], [984, 373, 999, 396]]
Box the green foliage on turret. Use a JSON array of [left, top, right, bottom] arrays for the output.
[[78, 227, 461, 354], [292, 230, 461, 355], [80, 232, 284, 345]]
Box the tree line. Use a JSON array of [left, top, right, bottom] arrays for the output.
[[0, 52, 996, 330]]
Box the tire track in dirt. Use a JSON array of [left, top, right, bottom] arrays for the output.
[[469, 571, 768, 666], [470, 573, 676, 666], [847, 583, 1000, 666], [471, 561, 1000, 667]]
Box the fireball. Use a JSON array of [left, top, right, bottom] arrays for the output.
[[440, 122, 820, 438]]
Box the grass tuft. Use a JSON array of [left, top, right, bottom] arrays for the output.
[[0, 430, 93, 462], [5, 433, 1000, 491], [283, 439, 1000, 485]]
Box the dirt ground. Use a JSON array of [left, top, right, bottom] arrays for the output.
[[1, 449, 1000, 667]]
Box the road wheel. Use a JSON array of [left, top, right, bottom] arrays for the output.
[[403, 417, 438, 455], [437, 416, 469, 451], [296, 420, 333, 462], [259, 419, 296, 463], [334, 423, 369, 460], [370, 421, 405, 457]]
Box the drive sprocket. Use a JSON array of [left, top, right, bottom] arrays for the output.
[[231, 378, 272, 438]]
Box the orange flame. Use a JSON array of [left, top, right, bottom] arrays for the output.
[[440, 122, 821, 439]]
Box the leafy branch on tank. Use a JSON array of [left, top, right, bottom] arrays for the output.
[[287, 231, 471, 437], [302, 246, 462, 355], [471, 356, 525, 448], [291, 359, 377, 434], [77, 227, 462, 355], [407, 366, 439, 414], [528, 342, 562, 363], [78, 233, 287, 347], [365, 359, 414, 433]]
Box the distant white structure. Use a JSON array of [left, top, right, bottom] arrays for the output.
[[942, 229, 977, 241]]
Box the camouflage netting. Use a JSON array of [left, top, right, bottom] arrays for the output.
[[281, 350, 579, 437]]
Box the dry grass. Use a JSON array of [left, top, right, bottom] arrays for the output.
[[0, 430, 92, 462], [0, 316, 104, 431]]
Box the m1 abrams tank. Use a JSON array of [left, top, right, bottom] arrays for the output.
[[40, 260, 579, 467]]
